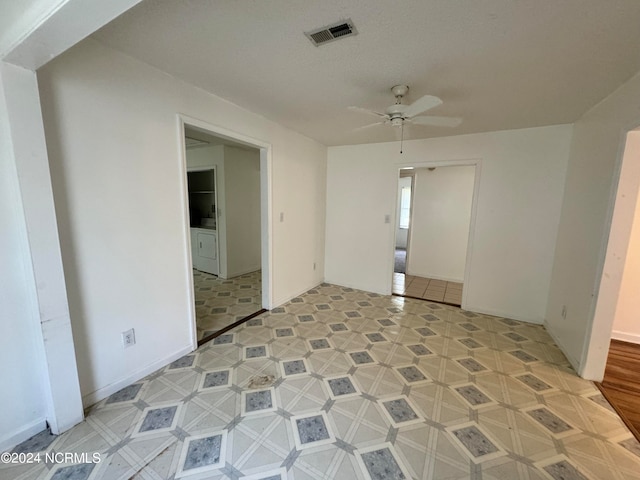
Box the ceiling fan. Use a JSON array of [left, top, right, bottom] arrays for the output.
[[349, 85, 462, 132]]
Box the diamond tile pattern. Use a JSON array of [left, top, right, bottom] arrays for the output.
[[6, 283, 640, 480], [183, 434, 223, 471], [202, 370, 230, 389], [543, 460, 589, 480], [381, 398, 419, 424], [138, 406, 178, 433], [281, 359, 307, 377], [244, 389, 274, 414], [396, 366, 427, 383], [295, 415, 331, 444], [455, 385, 493, 407], [359, 447, 407, 480], [451, 425, 500, 459], [527, 407, 573, 435], [327, 377, 357, 397], [193, 269, 261, 340], [50, 463, 95, 480]]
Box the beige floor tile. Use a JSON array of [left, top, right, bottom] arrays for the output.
[[406, 288, 427, 297], [423, 292, 445, 301], [425, 287, 446, 294]]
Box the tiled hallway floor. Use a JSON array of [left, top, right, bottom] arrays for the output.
[[194, 270, 262, 340], [6, 284, 640, 480], [393, 273, 463, 306]]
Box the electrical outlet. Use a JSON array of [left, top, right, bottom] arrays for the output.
[[384, 214, 391, 224], [561, 305, 567, 320], [122, 328, 135, 348]]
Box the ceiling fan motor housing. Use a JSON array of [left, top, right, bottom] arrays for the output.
[[391, 84, 409, 98], [386, 103, 407, 126]]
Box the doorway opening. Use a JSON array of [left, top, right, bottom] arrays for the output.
[[392, 164, 476, 308], [394, 171, 413, 275], [179, 118, 271, 346]]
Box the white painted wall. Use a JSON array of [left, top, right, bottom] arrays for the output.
[[0, 67, 49, 451], [326, 125, 572, 323], [0, 0, 144, 447], [612, 133, 640, 344], [395, 176, 411, 249], [546, 71, 640, 379], [407, 166, 474, 282], [224, 147, 261, 277], [37, 39, 326, 405]]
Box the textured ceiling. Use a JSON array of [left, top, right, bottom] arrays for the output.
[[92, 0, 640, 146]]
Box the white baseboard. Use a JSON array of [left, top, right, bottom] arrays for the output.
[[610, 330, 640, 344], [81, 344, 195, 407], [0, 417, 47, 453]]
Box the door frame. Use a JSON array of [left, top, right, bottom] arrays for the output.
[[177, 114, 273, 347], [581, 127, 640, 379], [396, 171, 415, 274], [392, 158, 482, 310]]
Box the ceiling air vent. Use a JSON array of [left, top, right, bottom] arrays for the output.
[[305, 19, 357, 47]]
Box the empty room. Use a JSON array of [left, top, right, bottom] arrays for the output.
[[4, 1, 640, 479]]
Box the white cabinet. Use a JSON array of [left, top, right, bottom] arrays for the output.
[[191, 228, 219, 275]]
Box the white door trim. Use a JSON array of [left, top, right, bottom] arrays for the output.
[[177, 114, 273, 347]]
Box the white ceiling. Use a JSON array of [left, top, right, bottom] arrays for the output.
[[92, 0, 640, 146]]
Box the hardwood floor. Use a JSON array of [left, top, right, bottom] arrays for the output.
[[598, 339, 640, 440]]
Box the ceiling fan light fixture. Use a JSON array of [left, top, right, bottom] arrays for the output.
[[349, 84, 462, 139]]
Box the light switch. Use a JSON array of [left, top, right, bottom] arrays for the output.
[[280, 212, 284, 222], [384, 214, 391, 224]]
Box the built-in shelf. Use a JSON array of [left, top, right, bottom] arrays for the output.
[[188, 169, 217, 234]]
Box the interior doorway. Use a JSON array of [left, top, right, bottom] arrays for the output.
[[394, 171, 413, 275], [392, 164, 476, 308], [180, 118, 271, 345]]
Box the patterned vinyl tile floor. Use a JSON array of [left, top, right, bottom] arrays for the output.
[[194, 269, 262, 340], [5, 284, 640, 480]]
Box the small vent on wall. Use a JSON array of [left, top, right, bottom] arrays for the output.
[[305, 19, 357, 47]]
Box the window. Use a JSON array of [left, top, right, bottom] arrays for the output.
[[399, 186, 411, 229]]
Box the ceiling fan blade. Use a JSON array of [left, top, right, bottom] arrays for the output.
[[353, 121, 386, 132], [348, 106, 388, 118], [403, 95, 443, 118], [411, 115, 462, 128]]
